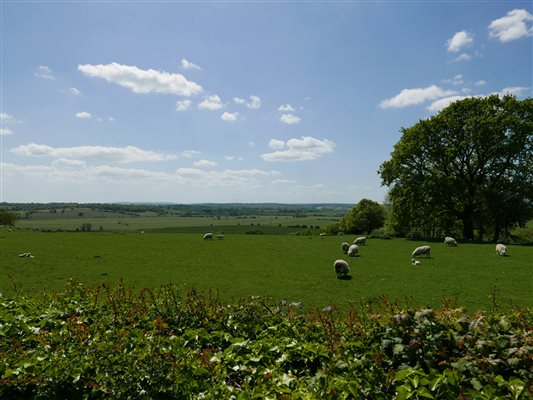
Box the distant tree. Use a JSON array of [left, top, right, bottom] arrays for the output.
[[0, 208, 16, 227], [379, 95, 532, 240], [339, 199, 387, 235]]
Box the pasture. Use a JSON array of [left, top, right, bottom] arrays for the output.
[[1, 229, 531, 312]]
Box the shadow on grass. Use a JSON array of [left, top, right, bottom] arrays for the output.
[[337, 275, 352, 281]]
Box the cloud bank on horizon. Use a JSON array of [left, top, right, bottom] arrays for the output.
[[1, 4, 531, 203]]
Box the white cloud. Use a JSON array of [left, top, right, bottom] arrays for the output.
[[271, 179, 294, 184], [379, 85, 457, 108], [51, 158, 87, 168], [68, 87, 81, 96], [193, 159, 218, 168], [475, 80, 486, 87], [495, 86, 530, 97], [452, 53, 473, 62], [268, 139, 285, 149], [1, 112, 16, 123], [175, 167, 278, 188], [11, 143, 177, 163], [0, 128, 13, 136], [280, 113, 302, 125], [443, 74, 464, 85], [75, 111, 92, 119], [233, 97, 246, 105], [224, 155, 243, 161], [78, 62, 203, 96], [278, 104, 295, 112], [488, 9, 533, 42], [199, 94, 223, 110], [246, 95, 261, 109], [427, 95, 469, 112], [446, 31, 474, 52], [35, 65, 54, 80], [181, 58, 202, 70], [176, 99, 192, 111], [221, 112, 239, 122], [179, 150, 201, 158], [261, 136, 335, 162]]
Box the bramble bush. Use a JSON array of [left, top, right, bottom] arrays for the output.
[[1, 281, 531, 399]]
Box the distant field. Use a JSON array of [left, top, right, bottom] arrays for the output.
[[1, 229, 531, 312], [14, 215, 335, 233]]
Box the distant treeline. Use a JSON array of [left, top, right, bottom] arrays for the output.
[[1, 202, 352, 218]]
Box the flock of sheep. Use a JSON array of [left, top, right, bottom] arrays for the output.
[[333, 235, 509, 279]]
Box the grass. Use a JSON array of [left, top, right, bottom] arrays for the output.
[[1, 229, 531, 312]]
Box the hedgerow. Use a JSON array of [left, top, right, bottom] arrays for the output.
[[1, 281, 531, 399]]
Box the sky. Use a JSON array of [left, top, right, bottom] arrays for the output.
[[1, 1, 532, 204]]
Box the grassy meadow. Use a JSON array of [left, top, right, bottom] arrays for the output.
[[1, 228, 531, 312]]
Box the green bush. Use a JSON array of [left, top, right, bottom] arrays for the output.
[[1, 282, 531, 399]]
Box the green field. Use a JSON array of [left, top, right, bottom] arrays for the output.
[[1, 229, 531, 312]]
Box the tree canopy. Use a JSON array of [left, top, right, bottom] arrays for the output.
[[0, 208, 17, 227], [338, 198, 386, 235], [379, 95, 532, 241]]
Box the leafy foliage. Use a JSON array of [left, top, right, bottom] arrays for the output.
[[338, 199, 387, 235], [379, 95, 533, 240], [1, 282, 531, 398]]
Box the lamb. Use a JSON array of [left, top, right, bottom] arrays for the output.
[[347, 244, 359, 257], [411, 258, 421, 266], [444, 236, 458, 247], [333, 259, 350, 278], [203, 233, 213, 240], [341, 242, 350, 254], [495, 243, 507, 256], [354, 237, 367, 245], [216, 234, 224, 240], [412, 245, 431, 258]]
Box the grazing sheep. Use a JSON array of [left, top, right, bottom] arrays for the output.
[[354, 237, 367, 245], [216, 234, 224, 240], [347, 244, 359, 257], [341, 242, 350, 254], [203, 232, 213, 240], [411, 258, 421, 266], [333, 259, 350, 278], [444, 236, 458, 247], [319, 232, 326, 236], [495, 243, 507, 256], [412, 245, 431, 258]]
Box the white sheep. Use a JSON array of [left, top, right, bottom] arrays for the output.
[[495, 243, 507, 256], [341, 242, 350, 254], [216, 234, 224, 240], [319, 232, 326, 236], [354, 237, 367, 245], [203, 232, 213, 240], [411, 258, 421, 266], [347, 244, 359, 257], [412, 245, 431, 258], [333, 259, 350, 278], [444, 236, 458, 247]]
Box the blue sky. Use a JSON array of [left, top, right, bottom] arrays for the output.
[[1, 1, 531, 204]]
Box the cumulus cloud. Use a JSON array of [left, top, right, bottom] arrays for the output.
[[11, 143, 177, 163], [278, 104, 295, 112], [379, 85, 457, 108], [0, 128, 13, 136], [75, 111, 92, 119], [35, 65, 54, 80], [78, 62, 203, 96], [193, 159, 218, 168], [443, 74, 464, 85], [179, 150, 201, 158], [426, 95, 469, 112], [1, 112, 16, 122], [221, 112, 239, 122], [199, 94, 223, 110], [261, 136, 335, 162], [246, 95, 261, 109], [268, 139, 285, 149], [233, 97, 246, 105], [280, 113, 302, 125], [494, 86, 530, 97], [176, 99, 192, 111], [452, 53, 473, 62], [446, 31, 474, 52], [488, 9, 533, 42], [181, 58, 202, 70]]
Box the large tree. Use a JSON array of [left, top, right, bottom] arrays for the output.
[[379, 95, 532, 240], [339, 198, 386, 235]]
